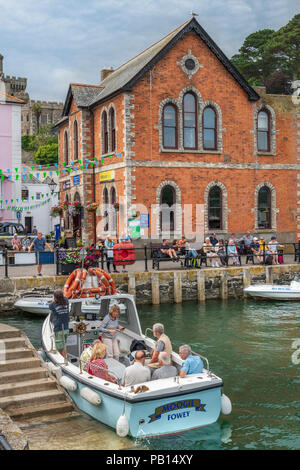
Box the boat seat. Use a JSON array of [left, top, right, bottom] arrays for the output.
[[105, 357, 126, 380]]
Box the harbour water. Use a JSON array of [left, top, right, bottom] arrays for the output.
[[1, 299, 299, 450]]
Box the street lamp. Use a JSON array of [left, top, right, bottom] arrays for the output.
[[48, 178, 57, 194]]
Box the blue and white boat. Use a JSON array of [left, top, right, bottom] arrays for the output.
[[244, 278, 300, 300], [41, 294, 230, 438]]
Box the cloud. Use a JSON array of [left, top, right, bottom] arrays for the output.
[[1, 0, 299, 101]]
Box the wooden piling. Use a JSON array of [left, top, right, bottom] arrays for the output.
[[220, 270, 228, 299], [173, 272, 182, 303], [151, 272, 160, 305], [197, 271, 206, 302]]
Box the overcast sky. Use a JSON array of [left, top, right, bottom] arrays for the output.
[[0, 0, 299, 103]]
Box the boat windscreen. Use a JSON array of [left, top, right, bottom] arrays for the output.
[[99, 297, 142, 336]]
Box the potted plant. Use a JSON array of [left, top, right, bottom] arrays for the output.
[[50, 205, 63, 217], [86, 202, 98, 213], [63, 200, 70, 210], [57, 248, 81, 275]]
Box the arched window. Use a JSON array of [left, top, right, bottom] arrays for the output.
[[258, 186, 271, 229], [183, 93, 197, 149], [163, 104, 177, 148], [73, 121, 79, 161], [203, 107, 217, 150], [257, 110, 270, 152], [160, 185, 176, 232], [109, 108, 116, 152], [103, 187, 109, 232], [208, 186, 222, 230], [102, 111, 108, 154], [110, 187, 117, 234], [64, 131, 69, 165]]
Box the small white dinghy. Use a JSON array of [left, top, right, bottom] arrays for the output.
[[14, 297, 102, 316], [244, 278, 300, 300]]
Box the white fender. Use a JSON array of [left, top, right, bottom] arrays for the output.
[[59, 375, 77, 392], [116, 413, 129, 437], [221, 394, 232, 415], [46, 362, 62, 379], [80, 387, 102, 406]]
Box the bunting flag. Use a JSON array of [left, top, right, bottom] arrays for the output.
[[0, 151, 125, 179], [2, 198, 51, 211]]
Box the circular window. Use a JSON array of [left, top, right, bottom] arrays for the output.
[[185, 58, 196, 70]]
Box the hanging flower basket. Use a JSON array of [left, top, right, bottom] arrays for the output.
[[63, 200, 70, 210], [68, 201, 82, 216], [50, 205, 63, 217], [113, 202, 120, 212], [86, 202, 98, 213]]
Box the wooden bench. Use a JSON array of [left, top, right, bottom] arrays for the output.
[[150, 243, 185, 270]]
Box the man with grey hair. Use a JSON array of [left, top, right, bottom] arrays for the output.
[[179, 344, 203, 377], [147, 323, 173, 370], [151, 352, 177, 380]]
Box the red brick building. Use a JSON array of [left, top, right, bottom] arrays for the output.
[[55, 17, 300, 246]]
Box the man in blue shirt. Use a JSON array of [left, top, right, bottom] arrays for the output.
[[179, 344, 203, 377], [28, 232, 53, 276]]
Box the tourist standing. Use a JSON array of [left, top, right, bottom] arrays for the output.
[[49, 290, 70, 357], [105, 236, 119, 273], [28, 232, 53, 276], [99, 305, 125, 361]]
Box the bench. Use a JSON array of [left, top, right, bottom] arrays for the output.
[[150, 243, 185, 270]]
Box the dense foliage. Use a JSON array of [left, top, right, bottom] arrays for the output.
[[22, 125, 58, 164]]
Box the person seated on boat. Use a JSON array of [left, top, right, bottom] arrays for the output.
[[147, 323, 173, 370], [121, 350, 151, 387], [49, 289, 70, 358], [99, 304, 125, 361], [178, 344, 203, 377], [160, 239, 179, 262], [86, 342, 116, 383], [80, 339, 101, 371], [151, 352, 177, 380]]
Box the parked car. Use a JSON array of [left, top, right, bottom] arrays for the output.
[[0, 223, 27, 248]]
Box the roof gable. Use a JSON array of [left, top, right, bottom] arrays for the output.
[[63, 83, 103, 116], [90, 17, 260, 106]]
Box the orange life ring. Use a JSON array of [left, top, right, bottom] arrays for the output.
[[63, 267, 116, 298], [97, 268, 117, 295], [113, 242, 136, 266], [63, 268, 82, 299]]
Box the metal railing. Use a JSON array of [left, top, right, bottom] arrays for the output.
[[1, 241, 300, 277]]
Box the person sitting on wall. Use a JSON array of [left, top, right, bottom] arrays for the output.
[[209, 233, 218, 247], [179, 344, 203, 377], [12, 234, 22, 252], [22, 235, 31, 251], [202, 237, 219, 267], [227, 239, 240, 265], [49, 289, 70, 358], [250, 237, 263, 263], [86, 342, 116, 383], [151, 352, 177, 380], [178, 235, 187, 256], [217, 239, 227, 266], [121, 350, 151, 387], [160, 239, 179, 262], [147, 323, 173, 371]]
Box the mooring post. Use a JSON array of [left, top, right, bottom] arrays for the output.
[[220, 270, 228, 299], [243, 267, 251, 298], [197, 270, 205, 302], [173, 272, 182, 303], [151, 272, 160, 305], [128, 273, 136, 300]]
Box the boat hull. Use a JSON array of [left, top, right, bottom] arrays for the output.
[[14, 297, 101, 316], [244, 284, 300, 300], [59, 369, 221, 438]]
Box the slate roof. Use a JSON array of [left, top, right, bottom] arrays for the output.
[[0, 91, 24, 105], [89, 17, 260, 106], [57, 16, 260, 125]]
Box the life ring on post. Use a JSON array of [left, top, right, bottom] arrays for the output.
[[93, 268, 117, 295], [113, 242, 136, 266], [62, 267, 117, 298], [63, 268, 82, 299]]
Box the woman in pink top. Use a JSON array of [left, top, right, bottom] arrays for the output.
[[86, 342, 116, 383]]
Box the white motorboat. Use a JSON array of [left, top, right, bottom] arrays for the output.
[[244, 278, 300, 300], [14, 296, 126, 316], [41, 294, 231, 438]]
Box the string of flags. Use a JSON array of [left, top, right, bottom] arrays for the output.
[[0, 152, 125, 181], [1, 198, 51, 212], [0, 192, 51, 205]]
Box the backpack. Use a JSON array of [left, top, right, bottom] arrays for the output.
[[265, 254, 273, 265], [130, 339, 146, 353]]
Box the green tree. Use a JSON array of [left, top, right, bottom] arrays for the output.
[[21, 134, 36, 151], [34, 143, 58, 164], [265, 14, 300, 80], [231, 29, 276, 85], [35, 124, 58, 148]]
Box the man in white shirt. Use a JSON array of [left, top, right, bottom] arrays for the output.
[[121, 350, 151, 387]]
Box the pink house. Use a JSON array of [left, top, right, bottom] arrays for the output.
[[0, 77, 23, 222]]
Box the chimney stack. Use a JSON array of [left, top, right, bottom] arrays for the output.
[[101, 67, 114, 81]]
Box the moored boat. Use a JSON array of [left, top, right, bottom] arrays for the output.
[[244, 279, 300, 300], [41, 294, 230, 438]]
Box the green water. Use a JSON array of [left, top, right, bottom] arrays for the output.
[[1, 299, 300, 450]]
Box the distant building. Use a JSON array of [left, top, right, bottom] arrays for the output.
[[0, 54, 63, 136]]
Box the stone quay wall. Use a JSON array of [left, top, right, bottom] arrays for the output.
[[1, 264, 300, 313]]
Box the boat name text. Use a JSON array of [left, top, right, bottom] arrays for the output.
[[148, 399, 206, 423]]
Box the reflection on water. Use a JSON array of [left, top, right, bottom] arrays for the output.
[[1, 298, 300, 450]]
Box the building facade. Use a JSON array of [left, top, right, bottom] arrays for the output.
[[55, 18, 300, 245], [0, 54, 63, 136]]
